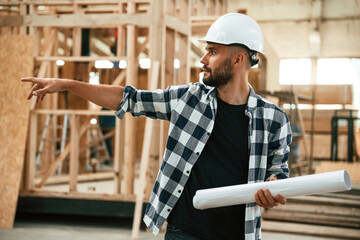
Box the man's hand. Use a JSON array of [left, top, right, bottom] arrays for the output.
[[21, 77, 67, 103], [22, 77, 124, 110], [254, 177, 286, 208]]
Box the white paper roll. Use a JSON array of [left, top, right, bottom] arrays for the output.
[[193, 170, 352, 210]]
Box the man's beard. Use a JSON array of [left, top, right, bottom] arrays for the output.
[[202, 58, 233, 88]]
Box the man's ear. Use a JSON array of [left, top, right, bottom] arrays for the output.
[[233, 52, 245, 66]]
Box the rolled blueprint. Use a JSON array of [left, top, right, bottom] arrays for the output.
[[193, 170, 352, 210]]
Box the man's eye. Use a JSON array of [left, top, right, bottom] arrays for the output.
[[210, 51, 216, 55]]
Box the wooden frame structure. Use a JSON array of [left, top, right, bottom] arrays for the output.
[[1, 0, 228, 237]]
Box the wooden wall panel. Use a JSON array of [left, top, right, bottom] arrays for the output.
[[0, 35, 34, 229]]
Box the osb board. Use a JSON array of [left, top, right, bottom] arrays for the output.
[[0, 35, 34, 228], [281, 84, 353, 105], [315, 161, 360, 183]]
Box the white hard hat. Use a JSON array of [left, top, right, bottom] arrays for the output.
[[199, 13, 264, 54]]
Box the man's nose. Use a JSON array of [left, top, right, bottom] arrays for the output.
[[200, 53, 208, 65]]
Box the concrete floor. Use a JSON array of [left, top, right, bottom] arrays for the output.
[[0, 213, 344, 240]]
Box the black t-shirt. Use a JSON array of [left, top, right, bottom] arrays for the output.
[[167, 97, 250, 240]]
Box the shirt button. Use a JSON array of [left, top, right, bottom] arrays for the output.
[[186, 170, 190, 174], [207, 132, 210, 136], [178, 190, 182, 193], [196, 152, 200, 155], [167, 209, 171, 212]]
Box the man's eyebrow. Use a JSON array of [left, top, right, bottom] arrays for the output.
[[205, 46, 217, 51]]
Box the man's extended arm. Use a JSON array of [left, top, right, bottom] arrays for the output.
[[21, 77, 124, 110]]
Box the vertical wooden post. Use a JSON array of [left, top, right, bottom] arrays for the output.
[[19, 2, 26, 34], [159, 25, 175, 158], [131, 61, 160, 240], [208, 0, 216, 15], [116, 3, 125, 57], [123, 0, 138, 195], [69, 114, 79, 192], [72, 3, 82, 57], [25, 112, 37, 191], [148, 0, 164, 177], [114, 117, 122, 194], [177, 0, 191, 84]]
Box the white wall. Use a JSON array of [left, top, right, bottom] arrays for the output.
[[229, 0, 360, 59]]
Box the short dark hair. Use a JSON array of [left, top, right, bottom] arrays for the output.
[[229, 43, 259, 67]]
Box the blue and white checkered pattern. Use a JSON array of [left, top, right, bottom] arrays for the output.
[[115, 82, 291, 240]]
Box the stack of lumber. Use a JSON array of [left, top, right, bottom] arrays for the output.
[[262, 189, 360, 239]]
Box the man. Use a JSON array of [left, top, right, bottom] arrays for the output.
[[22, 13, 291, 240]]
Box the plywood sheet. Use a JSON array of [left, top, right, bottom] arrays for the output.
[[0, 35, 34, 229]]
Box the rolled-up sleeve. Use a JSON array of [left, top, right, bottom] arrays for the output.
[[115, 85, 189, 121]]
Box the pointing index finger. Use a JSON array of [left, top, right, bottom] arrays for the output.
[[21, 77, 37, 83]]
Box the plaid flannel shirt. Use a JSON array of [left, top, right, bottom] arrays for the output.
[[115, 82, 291, 240]]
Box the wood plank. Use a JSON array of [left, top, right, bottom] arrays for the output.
[[265, 202, 360, 217], [131, 61, 159, 240], [263, 211, 360, 228], [26, 113, 37, 192], [69, 114, 79, 192], [0, 35, 34, 229], [177, 32, 190, 85], [262, 220, 360, 239], [19, 190, 139, 202], [123, 1, 137, 195], [164, 14, 188, 35], [0, 15, 23, 27], [36, 56, 127, 62], [287, 195, 360, 208], [33, 109, 115, 115], [114, 117, 122, 194], [23, 13, 152, 27], [35, 172, 115, 186]]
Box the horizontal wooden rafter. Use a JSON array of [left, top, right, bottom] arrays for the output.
[[36, 56, 127, 62], [23, 13, 152, 27], [32, 109, 115, 116]]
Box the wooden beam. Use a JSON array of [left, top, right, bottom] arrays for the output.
[[19, 190, 139, 202], [36, 56, 127, 62], [178, 32, 190, 84], [32, 109, 115, 115], [164, 14, 188, 35], [191, 41, 204, 58], [69, 114, 79, 192], [30, 28, 57, 110], [0, 16, 23, 27], [25, 113, 37, 191], [23, 13, 152, 27], [35, 172, 115, 186], [35, 124, 89, 188], [262, 220, 360, 240], [114, 117, 122, 194], [131, 61, 159, 240], [123, 1, 138, 195]]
